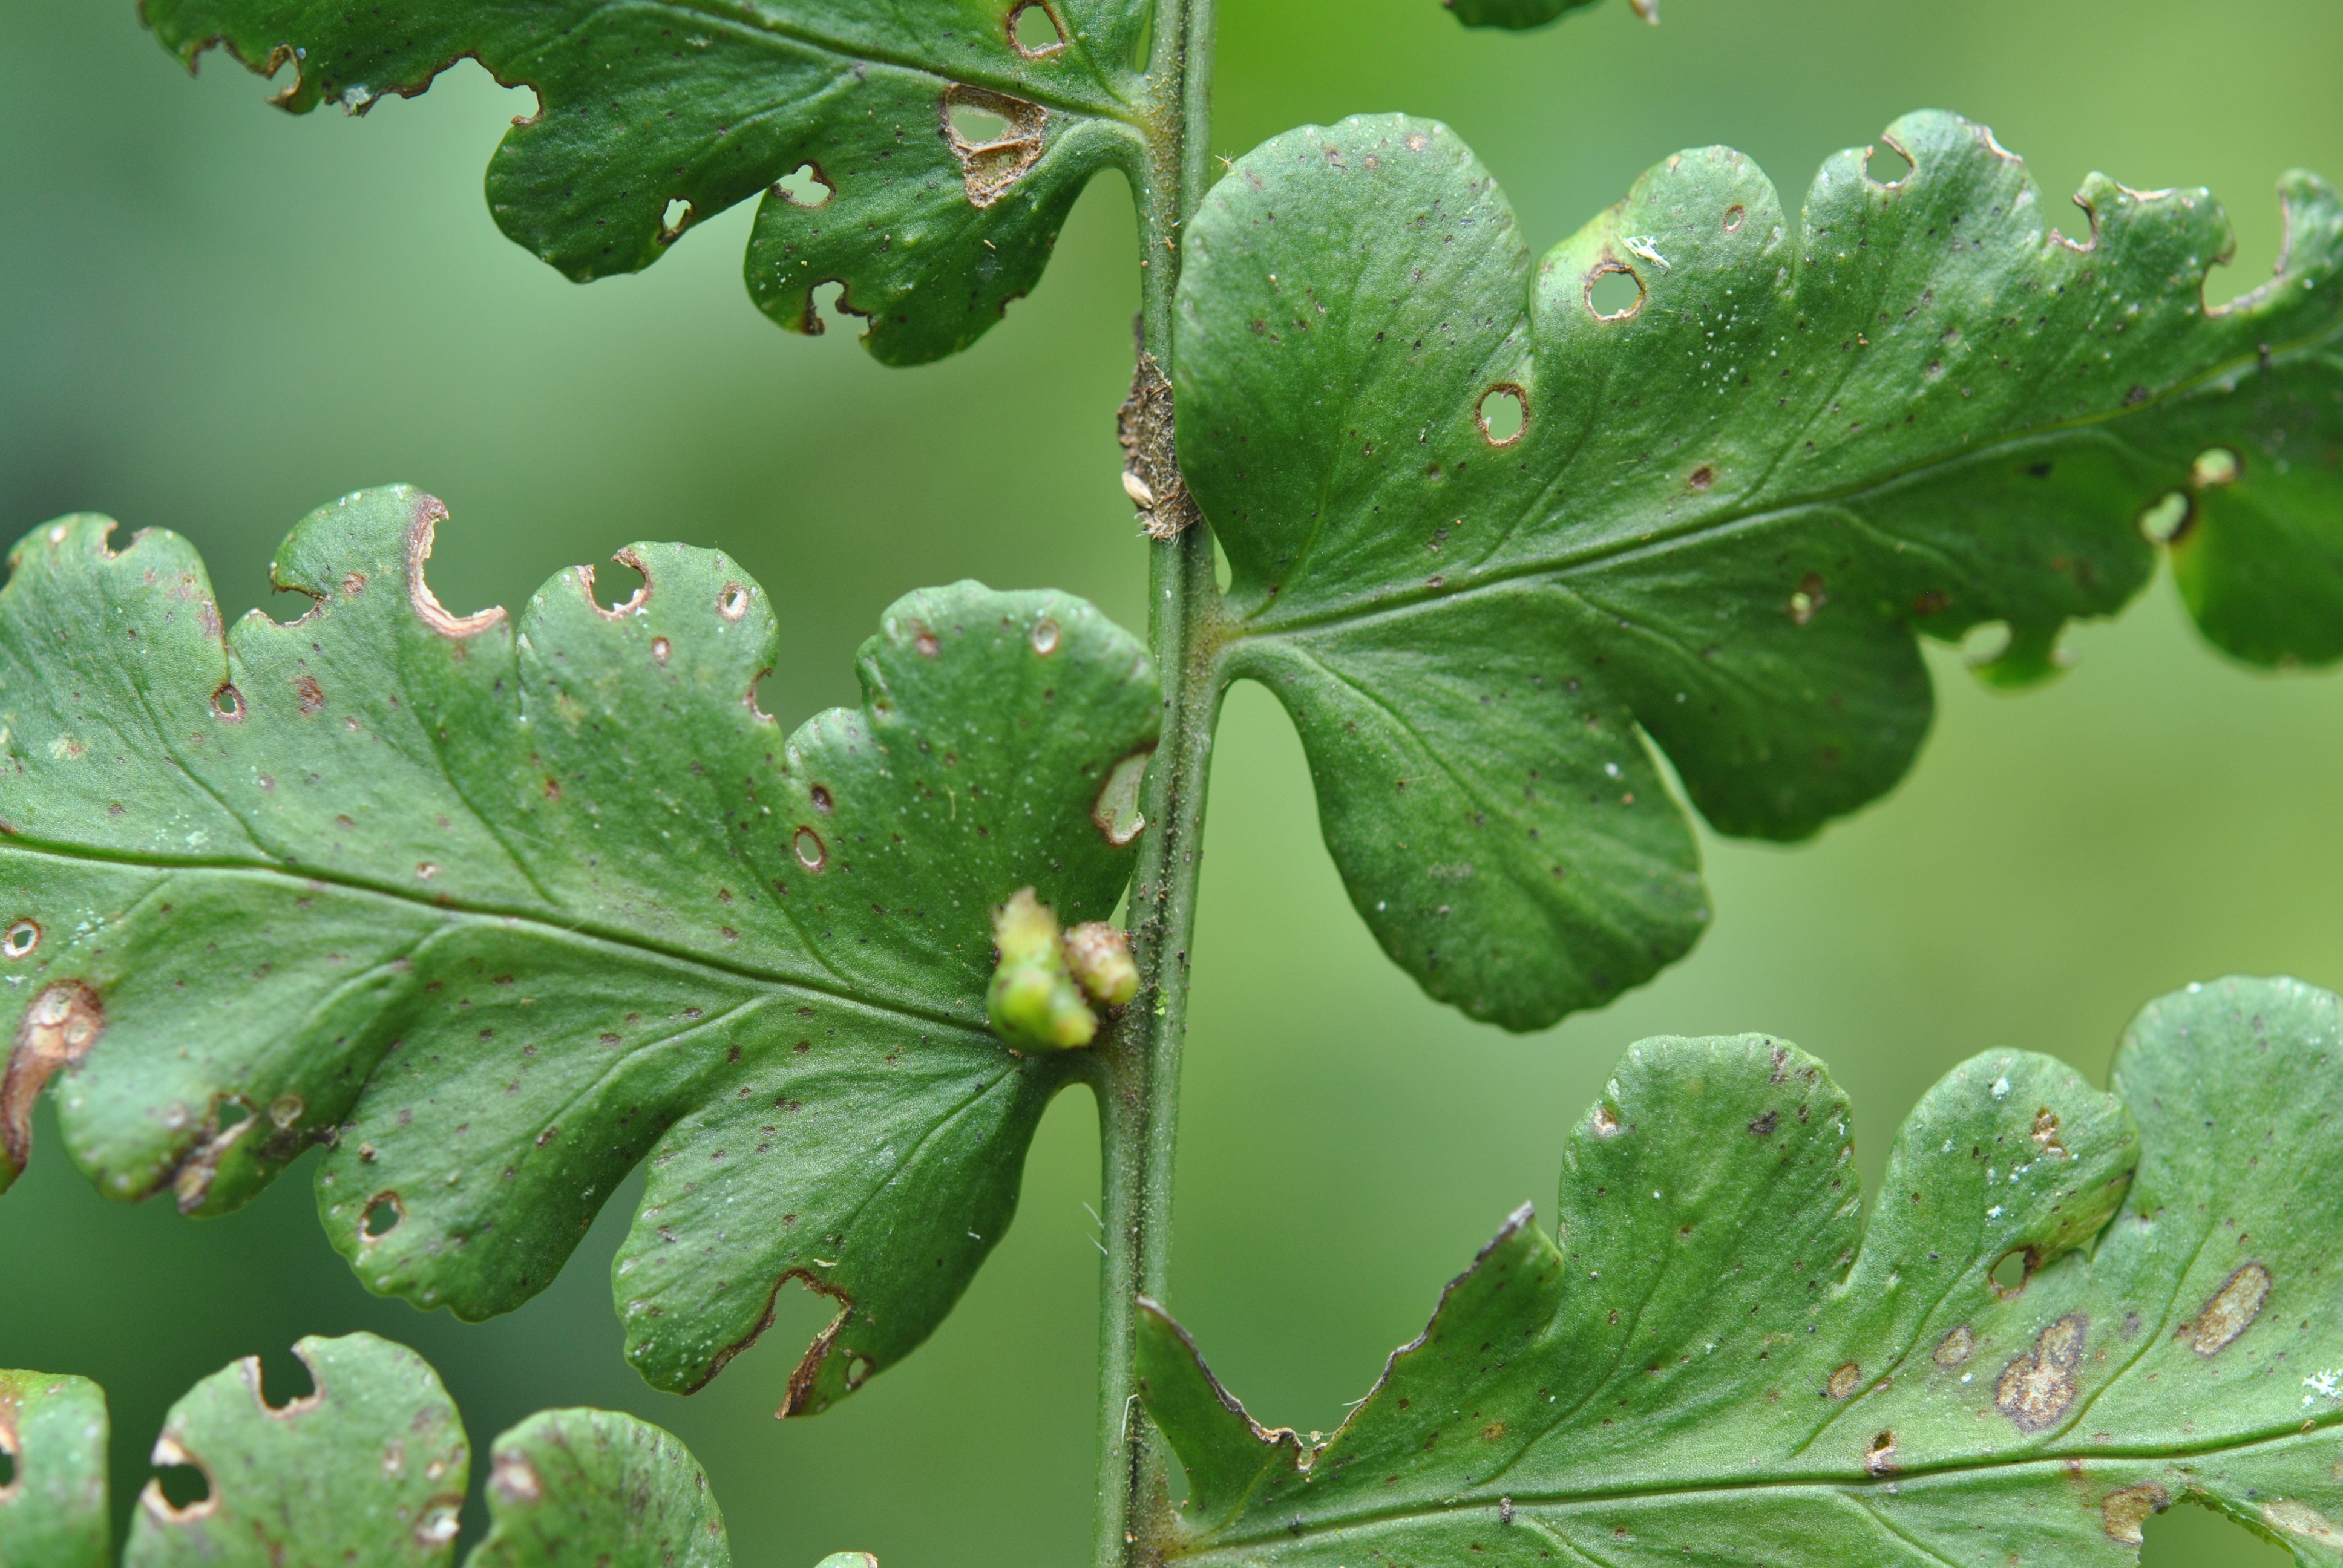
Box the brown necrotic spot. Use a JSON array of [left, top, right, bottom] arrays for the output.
[[1932, 1324, 1975, 1368], [1996, 1313, 2086, 1432], [2180, 1262, 2270, 1357], [1863, 1430, 1898, 1476], [1825, 1362, 1863, 1399], [294, 675, 326, 716], [490, 1450, 543, 1506], [2101, 1483, 2168, 1544], [2263, 1500, 2343, 1548], [942, 84, 1046, 207], [406, 496, 507, 638], [2, 983, 102, 1175]]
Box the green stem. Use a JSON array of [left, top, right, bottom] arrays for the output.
[[1095, 2, 1218, 1564]]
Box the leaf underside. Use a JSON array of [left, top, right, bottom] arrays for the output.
[[1141, 974, 2343, 1565], [1444, 0, 1642, 30], [139, 0, 1153, 364], [0, 488, 1158, 1413], [0, 1332, 739, 1568], [1178, 111, 2343, 1031]]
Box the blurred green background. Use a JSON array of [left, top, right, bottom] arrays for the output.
[[3, 1, 2339, 1562]]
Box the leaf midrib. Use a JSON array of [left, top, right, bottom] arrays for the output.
[[1217, 327, 2334, 646], [615, 0, 1144, 124], [1182, 1421, 2337, 1553], [0, 836, 986, 1038]]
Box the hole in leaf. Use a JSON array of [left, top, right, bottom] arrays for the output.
[[807, 280, 868, 336], [718, 584, 750, 621], [0, 1436, 16, 1491], [211, 683, 244, 721], [1990, 1249, 2029, 1295], [2140, 1498, 2293, 1565], [361, 1192, 404, 1241], [772, 163, 833, 209], [152, 1462, 211, 1512], [4, 920, 39, 959], [1866, 140, 1915, 186], [214, 1097, 251, 1134], [1961, 621, 2013, 668], [255, 1344, 317, 1411], [1477, 384, 1527, 446], [595, 552, 649, 616], [1009, 1, 1066, 55], [794, 827, 827, 871], [2138, 491, 2194, 545], [1585, 263, 1644, 321], [1722, 203, 1746, 234], [658, 198, 693, 244], [949, 102, 1011, 146]]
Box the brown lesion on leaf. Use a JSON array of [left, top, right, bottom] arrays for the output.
[[1932, 1324, 1976, 1368], [174, 1096, 261, 1215], [406, 496, 507, 639], [1825, 1362, 1863, 1399], [940, 84, 1046, 207], [2029, 1106, 2068, 1158], [490, 1449, 543, 1506], [2263, 1499, 2343, 1547], [2, 982, 103, 1179], [2101, 1482, 2168, 1544], [1863, 1429, 1898, 1476], [1995, 1313, 2086, 1432], [2178, 1262, 2271, 1357], [1118, 350, 1199, 541]]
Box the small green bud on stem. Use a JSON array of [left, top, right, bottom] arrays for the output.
[[1064, 921, 1140, 1007], [989, 888, 1101, 1048], [986, 890, 1139, 1048]]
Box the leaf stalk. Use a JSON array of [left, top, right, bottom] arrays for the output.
[[1095, 0, 1219, 1562]]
